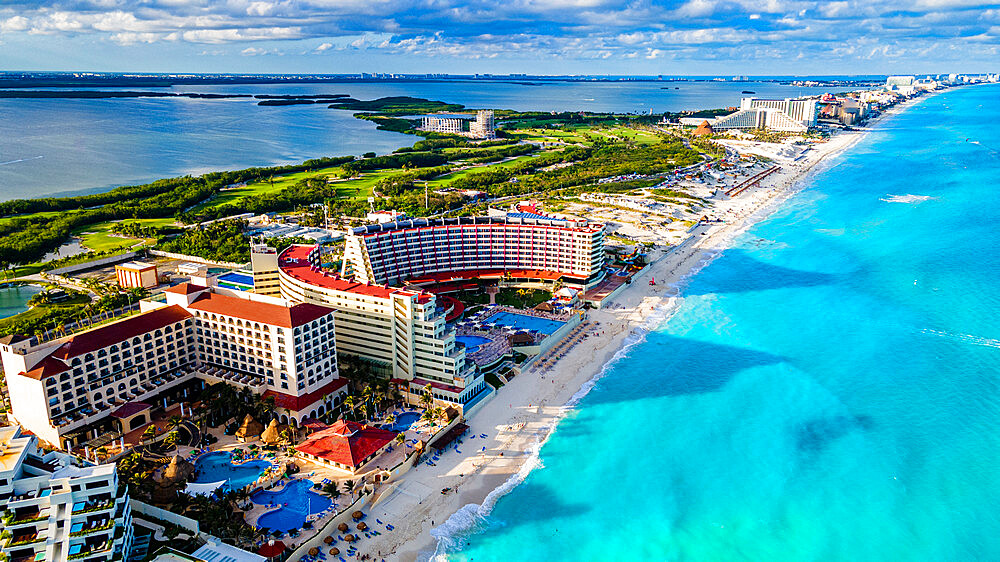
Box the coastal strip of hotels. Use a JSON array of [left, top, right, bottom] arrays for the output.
[[0, 74, 992, 562]]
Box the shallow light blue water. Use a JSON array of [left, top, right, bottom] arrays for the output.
[[253, 479, 332, 532], [191, 451, 270, 491], [440, 83, 1000, 561]]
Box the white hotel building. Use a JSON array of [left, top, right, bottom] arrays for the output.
[[255, 244, 490, 410], [712, 97, 818, 132], [342, 216, 606, 289], [0, 286, 347, 449], [1, 426, 133, 562]]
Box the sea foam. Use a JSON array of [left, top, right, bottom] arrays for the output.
[[880, 194, 936, 204]]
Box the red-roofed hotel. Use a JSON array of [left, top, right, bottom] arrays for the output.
[[251, 243, 491, 411], [0, 285, 348, 448]]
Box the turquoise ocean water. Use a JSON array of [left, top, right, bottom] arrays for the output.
[[435, 83, 1000, 561]]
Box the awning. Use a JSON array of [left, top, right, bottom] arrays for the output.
[[184, 480, 228, 497], [429, 423, 469, 451]]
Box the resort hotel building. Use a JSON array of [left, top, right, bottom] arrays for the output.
[[0, 425, 133, 562], [0, 285, 348, 449], [253, 244, 490, 411], [342, 216, 606, 289], [711, 97, 818, 132]]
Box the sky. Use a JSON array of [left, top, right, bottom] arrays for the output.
[[0, 1, 998, 75]]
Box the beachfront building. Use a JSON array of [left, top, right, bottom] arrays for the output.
[[294, 420, 398, 474], [0, 285, 347, 449], [341, 216, 606, 289], [270, 244, 490, 410], [712, 98, 817, 132], [0, 425, 133, 562]]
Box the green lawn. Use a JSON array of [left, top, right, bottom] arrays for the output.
[[73, 220, 160, 252], [187, 165, 348, 213]]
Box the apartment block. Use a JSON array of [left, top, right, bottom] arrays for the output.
[[0, 426, 133, 562]]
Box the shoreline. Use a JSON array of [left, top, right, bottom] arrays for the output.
[[354, 94, 931, 562]]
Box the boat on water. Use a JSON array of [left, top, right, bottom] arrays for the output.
[[741, 90, 756, 94]]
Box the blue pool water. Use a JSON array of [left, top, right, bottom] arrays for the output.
[[253, 479, 332, 533], [436, 84, 1000, 561], [383, 411, 421, 432], [217, 272, 254, 291], [191, 451, 270, 492], [456, 335, 492, 353], [486, 311, 565, 335]]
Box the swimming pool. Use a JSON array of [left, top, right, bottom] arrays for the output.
[[253, 479, 332, 532], [383, 411, 421, 432], [217, 272, 254, 291], [456, 335, 492, 353], [191, 451, 271, 492], [486, 311, 566, 335]]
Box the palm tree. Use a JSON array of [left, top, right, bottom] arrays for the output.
[[343, 479, 354, 493], [343, 395, 357, 420], [95, 446, 108, 462], [394, 433, 406, 450], [168, 416, 183, 430], [384, 414, 397, 427], [419, 384, 434, 409]]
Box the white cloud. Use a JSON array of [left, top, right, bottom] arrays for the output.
[[314, 41, 333, 51]]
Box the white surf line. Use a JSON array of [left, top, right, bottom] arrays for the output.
[[0, 155, 44, 166], [922, 328, 1000, 349]]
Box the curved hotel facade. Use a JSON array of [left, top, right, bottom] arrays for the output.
[[342, 216, 606, 289], [271, 244, 490, 410]]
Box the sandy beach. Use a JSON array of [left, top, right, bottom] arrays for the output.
[[348, 99, 923, 562]]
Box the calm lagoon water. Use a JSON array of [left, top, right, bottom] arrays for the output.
[[0, 80, 835, 201], [0, 284, 42, 319], [436, 84, 1000, 561]]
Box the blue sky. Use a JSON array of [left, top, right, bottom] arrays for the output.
[[1, 1, 998, 74]]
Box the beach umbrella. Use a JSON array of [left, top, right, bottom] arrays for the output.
[[338, 523, 349, 532], [356, 522, 368, 531], [345, 534, 355, 542], [324, 536, 333, 544], [308, 548, 319, 556], [352, 511, 364, 520], [329, 548, 340, 556]]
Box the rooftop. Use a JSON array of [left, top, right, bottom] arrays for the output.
[[262, 378, 348, 412], [46, 305, 192, 363], [348, 215, 598, 235], [278, 245, 421, 300], [296, 420, 397, 469], [118, 261, 156, 270], [182, 285, 334, 328]]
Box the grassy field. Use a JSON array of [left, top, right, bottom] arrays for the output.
[[73, 218, 178, 252], [186, 165, 348, 213], [513, 124, 662, 146]]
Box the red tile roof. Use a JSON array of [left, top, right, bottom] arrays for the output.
[[22, 357, 69, 381], [51, 305, 192, 361], [262, 378, 348, 412], [296, 420, 397, 469], [164, 283, 206, 295], [110, 402, 152, 419], [278, 245, 418, 300], [186, 291, 333, 328]]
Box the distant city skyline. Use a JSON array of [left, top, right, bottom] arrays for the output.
[[1, 1, 997, 74]]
